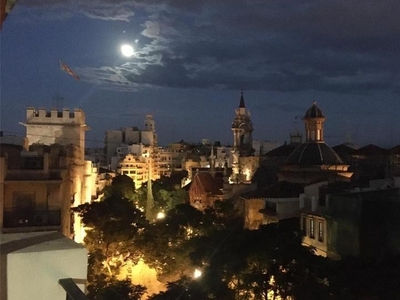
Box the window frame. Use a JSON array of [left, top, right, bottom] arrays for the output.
[[309, 219, 315, 239], [318, 221, 324, 242]]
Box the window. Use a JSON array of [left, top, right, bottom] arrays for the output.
[[318, 221, 324, 242], [301, 216, 307, 235], [309, 219, 315, 239]]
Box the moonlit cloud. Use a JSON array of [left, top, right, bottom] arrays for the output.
[[15, 0, 400, 95]]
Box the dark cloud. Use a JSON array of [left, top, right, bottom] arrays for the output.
[[19, 0, 136, 21], [23, 0, 399, 94]]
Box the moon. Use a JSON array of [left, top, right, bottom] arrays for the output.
[[121, 44, 134, 57]]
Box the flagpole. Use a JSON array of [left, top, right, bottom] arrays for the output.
[[53, 58, 63, 110]]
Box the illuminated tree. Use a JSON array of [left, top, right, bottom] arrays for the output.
[[133, 173, 188, 213], [73, 191, 148, 298], [151, 218, 333, 299], [140, 204, 204, 282]]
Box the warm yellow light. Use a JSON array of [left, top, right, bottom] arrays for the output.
[[156, 212, 165, 219], [193, 269, 202, 279]]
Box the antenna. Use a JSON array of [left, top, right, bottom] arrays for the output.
[[52, 95, 64, 110]]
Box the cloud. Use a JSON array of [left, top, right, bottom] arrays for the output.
[[27, 0, 400, 94], [19, 0, 136, 21]]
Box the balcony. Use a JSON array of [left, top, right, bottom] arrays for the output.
[[3, 209, 61, 228]]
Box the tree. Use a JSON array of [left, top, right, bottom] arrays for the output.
[[173, 218, 334, 300], [148, 276, 211, 300], [73, 191, 148, 298], [103, 175, 136, 200], [94, 279, 146, 300], [133, 176, 188, 213], [139, 204, 204, 282]]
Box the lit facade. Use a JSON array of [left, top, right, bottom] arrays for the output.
[[117, 153, 149, 189], [230, 92, 259, 184], [106, 114, 160, 187], [2, 108, 98, 243]]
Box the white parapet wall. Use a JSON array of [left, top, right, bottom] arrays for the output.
[[0, 231, 88, 300]]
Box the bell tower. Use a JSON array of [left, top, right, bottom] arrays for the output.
[[229, 91, 258, 185], [231, 91, 254, 157]]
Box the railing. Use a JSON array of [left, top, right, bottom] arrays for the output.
[[59, 278, 88, 300], [3, 210, 61, 228]]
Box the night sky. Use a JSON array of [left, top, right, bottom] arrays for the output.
[[1, 0, 399, 148]]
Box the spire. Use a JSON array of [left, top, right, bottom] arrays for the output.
[[209, 145, 216, 177], [239, 90, 245, 108]]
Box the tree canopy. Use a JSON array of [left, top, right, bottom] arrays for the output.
[[73, 190, 148, 299], [75, 176, 400, 300]]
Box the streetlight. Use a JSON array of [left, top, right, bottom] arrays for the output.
[[156, 211, 165, 220], [193, 269, 202, 279]]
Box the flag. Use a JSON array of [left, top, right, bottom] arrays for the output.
[[0, 0, 18, 30], [60, 59, 80, 80]]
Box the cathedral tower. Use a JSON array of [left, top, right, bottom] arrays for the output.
[[229, 91, 259, 184], [231, 91, 254, 157]]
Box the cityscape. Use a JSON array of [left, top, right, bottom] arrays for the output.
[[1, 1, 400, 300]]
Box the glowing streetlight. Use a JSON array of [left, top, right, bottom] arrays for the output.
[[156, 212, 166, 220], [193, 269, 202, 279]]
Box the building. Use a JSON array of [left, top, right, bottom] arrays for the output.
[[278, 102, 353, 184], [237, 181, 304, 229], [22, 108, 88, 160], [188, 172, 224, 211], [1, 108, 97, 243], [116, 153, 149, 189], [258, 133, 304, 188], [105, 114, 160, 188], [230, 91, 259, 184], [105, 114, 157, 167], [352, 144, 389, 184], [0, 231, 88, 300], [1, 145, 71, 237], [300, 178, 400, 259], [252, 140, 282, 156]]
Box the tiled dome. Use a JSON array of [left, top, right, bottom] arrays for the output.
[[304, 102, 325, 119], [285, 142, 343, 165]]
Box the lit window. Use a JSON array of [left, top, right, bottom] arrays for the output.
[[318, 221, 324, 242], [309, 219, 315, 239]]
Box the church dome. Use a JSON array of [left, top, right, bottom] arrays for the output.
[[285, 142, 343, 165], [304, 102, 325, 119]]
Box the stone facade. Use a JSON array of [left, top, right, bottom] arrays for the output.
[[230, 92, 259, 184], [4, 108, 98, 243], [105, 115, 159, 189]]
